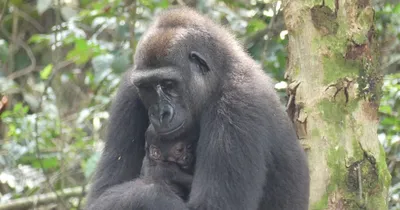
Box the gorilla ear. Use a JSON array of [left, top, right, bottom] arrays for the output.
[[189, 51, 210, 74]]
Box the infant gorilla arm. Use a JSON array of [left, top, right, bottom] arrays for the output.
[[141, 158, 193, 199], [85, 6, 310, 210]]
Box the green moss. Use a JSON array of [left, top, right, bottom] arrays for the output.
[[378, 145, 392, 187], [314, 100, 388, 209], [348, 139, 364, 163], [310, 0, 324, 7], [311, 128, 320, 138], [357, 7, 374, 31], [318, 99, 358, 125], [311, 146, 348, 210], [322, 56, 362, 85], [324, 0, 336, 11], [316, 142, 387, 209], [311, 10, 349, 54], [319, 99, 342, 124], [352, 33, 367, 45], [315, 36, 347, 55], [310, 5, 339, 35], [311, 192, 329, 210], [328, 146, 347, 187], [311, 101, 348, 210], [357, 61, 383, 103], [349, 8, 374, 45], [294, 66, 300, 77]]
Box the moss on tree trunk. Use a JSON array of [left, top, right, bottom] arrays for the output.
[[282, 0, 391, 209]]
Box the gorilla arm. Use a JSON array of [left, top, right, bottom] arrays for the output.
[[187, 101, 269, 210], [85, 71, 149, 207]]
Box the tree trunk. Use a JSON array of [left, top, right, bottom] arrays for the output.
[[282, 0, 391, 209]]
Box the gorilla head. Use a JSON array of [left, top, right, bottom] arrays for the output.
[[129, 11, 229, 138]]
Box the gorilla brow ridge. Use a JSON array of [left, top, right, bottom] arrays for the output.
[[137, 27, 215, 69]]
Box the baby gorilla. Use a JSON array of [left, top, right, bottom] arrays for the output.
[[140, 125, 196, 200]]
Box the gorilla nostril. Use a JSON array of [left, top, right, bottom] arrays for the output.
[[159, 105, 174, 123], [161, 111, 170, 121]]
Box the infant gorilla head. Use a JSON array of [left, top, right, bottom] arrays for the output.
[[146, 125, 194, 171], [148, 143, 193, 169], [141, 124, 197, 200]]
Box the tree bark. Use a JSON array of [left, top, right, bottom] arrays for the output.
[[282, 0, 391, 209]]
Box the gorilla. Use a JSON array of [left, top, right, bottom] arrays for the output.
[[85, 6, 310, 210], [140, 124, 196, 200]]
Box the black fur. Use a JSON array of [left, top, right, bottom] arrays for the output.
[[85, 6, 310, 210]]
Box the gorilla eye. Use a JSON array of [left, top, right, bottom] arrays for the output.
[[138, 83, 153, 92], [159, 80, 177, 96], [160, 80, 174, 91], [175, 147, 184, 156], [189, 51, 210, 74]]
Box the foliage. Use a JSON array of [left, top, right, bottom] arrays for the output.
[[375, 2, 400, 209], [380, 73, 400, 209]]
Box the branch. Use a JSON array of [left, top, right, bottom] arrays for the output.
[[6, 8, 19, 75], [32, 0, 70, 208], [0, 186, 86, 210], [75, 183, 87, 210], [14, 7, 45, 32], [7, 60, 74, 80], [1, 25, 36, 79], [0, 0, 9, 26], [125, 0, 137, 51]]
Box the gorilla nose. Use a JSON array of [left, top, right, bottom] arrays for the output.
[[159, 105, 174, 124]]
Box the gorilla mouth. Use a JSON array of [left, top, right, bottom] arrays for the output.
[[158, 121, 185, 136]]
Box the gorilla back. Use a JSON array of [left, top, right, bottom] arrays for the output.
[[85, 6, 310, 210]]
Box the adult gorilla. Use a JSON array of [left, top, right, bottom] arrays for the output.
[[85, 6, 310, 210]]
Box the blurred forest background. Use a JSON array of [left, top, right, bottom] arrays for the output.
[[0, 0, 399, 209]]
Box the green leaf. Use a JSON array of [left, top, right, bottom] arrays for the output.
[[29, 34, 50, 44], [13, 103, 23, 112], [37, 0, 52, 15], [11, 0, 23, 6], [140, 0, 156, 11], [0, 110, 11, 119], [381, 117, 396, 126], [40, 64, 53, 80], [379, 105, 392, 114], [7, 124, 16, 137], [31, 157, 59, 169], [66, 39, 90, 64], [394, 3, 400, 14], [158, 0, 169, 9], [83, 152, 101, 178], [247, 19, 267, 34]]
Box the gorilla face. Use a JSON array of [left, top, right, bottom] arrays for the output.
[[131, 48, 212, 138], [132, 69, 189, 137]]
